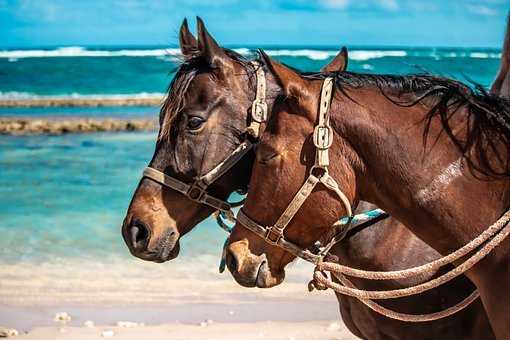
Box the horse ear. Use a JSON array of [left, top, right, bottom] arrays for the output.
[[196, 17, 230, 70], [179, 18, 197, 57], [259, 49, 307, 99], [321, 46, 348, 72]]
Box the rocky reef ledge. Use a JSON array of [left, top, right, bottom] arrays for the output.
[[0, 117, 156, 135], [0, 97, 163, 108]]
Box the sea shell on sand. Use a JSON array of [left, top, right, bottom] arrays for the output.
[[116, 321, 144, 328], [54, 312, 72, 323], [0, 327, 19, 337], [101, 330, 115, 338], [83, 320, 95, 328], [198, 319, 213, 327]]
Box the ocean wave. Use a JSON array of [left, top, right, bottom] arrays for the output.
[[0, 46, 182, 58], [469, 52, 502, 59], [349, 50, 407, 61], [240, 48, 411, 61], [0, 46, 501, 61], [0, 91, 165, 100], [264, 49, 337, 60]]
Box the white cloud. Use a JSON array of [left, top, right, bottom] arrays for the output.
[[320, 0, 400, 11], [377, 0, 399, 11], [467, 4, 498, 16], [321, 0, 349, 9]]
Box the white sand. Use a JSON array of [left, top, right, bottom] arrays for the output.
[[0, 258, 355, 339], [15, 320, 356, 340]]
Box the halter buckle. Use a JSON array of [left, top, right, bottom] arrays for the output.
[[251, 101, 268, 123], [313, 125, 333, 149], [265, 226, 283, 245], [187, 183, 206, 202]]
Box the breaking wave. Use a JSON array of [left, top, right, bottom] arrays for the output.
[[1, 46, 500, 61]]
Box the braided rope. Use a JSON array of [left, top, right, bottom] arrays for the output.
[[332, 272, 480, 322], [319, 209, 510, 280], [312, 209, 510, 300]]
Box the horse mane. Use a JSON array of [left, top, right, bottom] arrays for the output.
[[160, 49, 510, 177], [159, 48, 254, 141], [302, 71, 510, 178]]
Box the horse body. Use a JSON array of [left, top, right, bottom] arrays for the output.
[[225, 53, 510, 338], [340, 83, 510, 338]]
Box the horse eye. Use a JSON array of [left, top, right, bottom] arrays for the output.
[[187, 116, 205, 131]]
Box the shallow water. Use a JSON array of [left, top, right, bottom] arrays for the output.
[[0, 132, 234, 264]]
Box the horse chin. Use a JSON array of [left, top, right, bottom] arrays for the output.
[[255, 260, 285, 288], [159, 240, 180, 262]]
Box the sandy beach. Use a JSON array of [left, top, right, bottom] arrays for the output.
[[0, 259, 354, 339], [15, 320, 352, 340]]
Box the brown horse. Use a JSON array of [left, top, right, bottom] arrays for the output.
[[225, 46, 510, 338], [121, 18, 499, 340], [121, 18, 348, 262]]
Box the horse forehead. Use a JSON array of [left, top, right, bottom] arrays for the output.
[[186, 73, 227, 101]]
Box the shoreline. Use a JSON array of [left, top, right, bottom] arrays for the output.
[[0, 259, 340, 331], [0, 117, 156, 135], [0, 259, 347, 339]]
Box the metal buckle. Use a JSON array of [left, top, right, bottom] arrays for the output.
[[187, 183, 206, 202], [265, 226, 283, 245], [251, 101, 267, 123], [313, 125, 333, 149]]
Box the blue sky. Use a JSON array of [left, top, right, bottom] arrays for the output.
[[0, 0, 508, 48]]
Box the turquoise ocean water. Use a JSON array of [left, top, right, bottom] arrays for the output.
[[0, 46, 502, 268]]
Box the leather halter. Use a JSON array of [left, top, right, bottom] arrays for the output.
[[236, 77, 355, 264], [142, 61, 267, 213]]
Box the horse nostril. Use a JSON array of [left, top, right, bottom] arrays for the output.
[[130, 220, 149, 250], [225, 249, 238, 273]]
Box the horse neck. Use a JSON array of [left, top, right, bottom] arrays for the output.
[[330, 86, 510, 256]]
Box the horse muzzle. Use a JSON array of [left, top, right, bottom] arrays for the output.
[[122, 217, 180, 262], [225, 244, 284, 288]]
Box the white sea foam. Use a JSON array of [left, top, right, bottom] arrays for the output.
[[232, 48, 251, 56], [264, 49, 337, 60], [0, 46, 410, 61], [0, 46, 181, 58], [469, 52, 502, 59], [0, 91, 165, 100], [0, 46, 501, 61], [349, 50, 407, 60]]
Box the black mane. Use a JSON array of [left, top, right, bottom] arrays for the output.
[[303, 70, 510, 178]]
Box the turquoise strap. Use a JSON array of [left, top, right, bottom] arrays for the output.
[[338, 208, 386, 225]]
